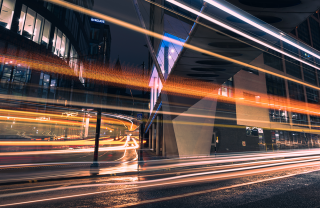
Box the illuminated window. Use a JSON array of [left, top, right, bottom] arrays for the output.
[[18, 5, 27, 35], [41, 20, 51, 48], [269, 109, 289, 123], [0, 0, 16, 30], [22, 8, 36, 40], [292, 112, 308, 125], [52, 27, 69, 58], [33, 14, 44, 44]]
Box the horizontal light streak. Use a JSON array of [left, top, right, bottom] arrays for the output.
[[204, 0, 320, 63], [1, 153, 320, 206], [0, 140, 131, 148], [166, 0, 320, 70], [44, 0, 320, 93]]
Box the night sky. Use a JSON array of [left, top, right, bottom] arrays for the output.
[[93, 0, 150, 69]]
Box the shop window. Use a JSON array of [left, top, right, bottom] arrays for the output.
[[11, 66, 31, 93], [0, 0, 16, 29], [39, 73, 50, 87]]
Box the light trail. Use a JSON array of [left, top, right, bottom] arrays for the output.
[[166, 0, 320, 71], [43, 0, 320, 93], [1, 56, 320, 120], [0, 140, 139, 155], [113, 168, 320, 207], [1, 156, 320, 206], [204, 0, 320, 62], [1, 91, 320, 135], [0, 108, 135, 130]]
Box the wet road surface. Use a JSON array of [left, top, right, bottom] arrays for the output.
[[1, 153, 320, 207]]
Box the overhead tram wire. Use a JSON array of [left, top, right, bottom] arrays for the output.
[[43, 0, 320, 92]]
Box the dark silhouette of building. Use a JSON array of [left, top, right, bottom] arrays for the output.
[[88, 17, 111, 67]]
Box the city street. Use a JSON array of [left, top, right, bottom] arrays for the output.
[[1, 152, 320, 207], [1, 0, 320, 206]]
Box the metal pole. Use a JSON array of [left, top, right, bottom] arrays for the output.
[[156, 116, 160, 156], [92, 109, 101, 167], [139, 124, 144, 161], [162, 117, 165, 157], [149, 127, 152, 149], [132, 0, 165, 84], [152, 123, 156, 151]]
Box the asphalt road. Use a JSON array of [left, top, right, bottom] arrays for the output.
[[1, 152, 320, 207], [0, 147, 138, 184]]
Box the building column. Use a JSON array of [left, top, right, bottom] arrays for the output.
[[149, 127, 152, 149], [156, 115, 160, 156], [152, 122, 156, 151]]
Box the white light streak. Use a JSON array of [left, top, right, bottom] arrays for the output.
[[166, 0, 320, 71]]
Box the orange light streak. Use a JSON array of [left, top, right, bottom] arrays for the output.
[[44, 0, 320, 93]]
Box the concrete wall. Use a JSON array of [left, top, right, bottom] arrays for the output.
[[162, 91, 217, 157]]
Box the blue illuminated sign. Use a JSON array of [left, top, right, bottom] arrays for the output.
[[91, 18, 105, 24]]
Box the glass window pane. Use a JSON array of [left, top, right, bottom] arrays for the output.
[[33, 14, 44, 44], [0, 0, 16, 29], [52, 27, 57, 53], [43, 74, 50, 88], [41, 20, 51, 48], [18, 4, 27, 35], [23, 8, 36, 40], [60, 34, 66, 57], [54, 29, 62, 56], [64, 38, 69, 59]]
